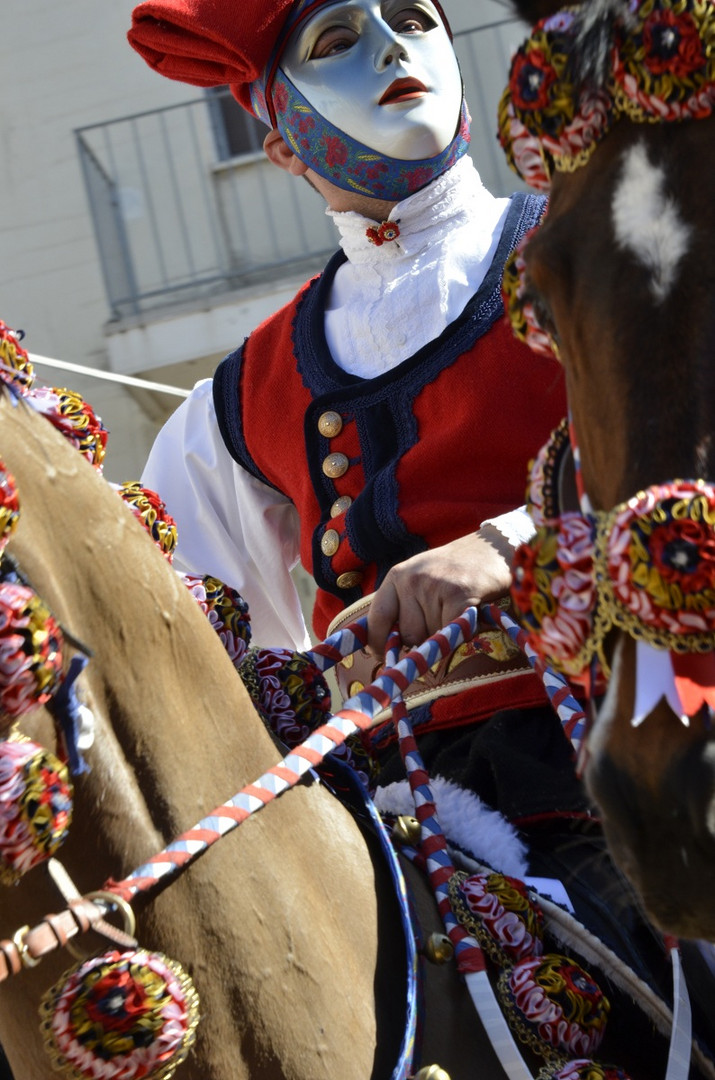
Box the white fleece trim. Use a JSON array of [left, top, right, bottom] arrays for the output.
[[373, 775, 529, 877]]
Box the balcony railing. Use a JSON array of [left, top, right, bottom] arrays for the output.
[[76, 16, 527, 321]]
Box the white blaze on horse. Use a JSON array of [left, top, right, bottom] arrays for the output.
[[499, 0, 715, 940]]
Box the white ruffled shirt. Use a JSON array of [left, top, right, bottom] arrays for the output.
[[142, 157, 530, 649]]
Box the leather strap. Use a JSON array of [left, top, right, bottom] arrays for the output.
[[0, 897, 138, 982]]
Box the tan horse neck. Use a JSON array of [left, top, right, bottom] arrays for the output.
[[0, 390, 384, 1079]]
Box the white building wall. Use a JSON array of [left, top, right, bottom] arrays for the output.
[[0, 0, 527, 484], [1, 0, 196, 480]]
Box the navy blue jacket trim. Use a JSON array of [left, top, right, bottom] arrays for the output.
[[213, 342, 285, 493]]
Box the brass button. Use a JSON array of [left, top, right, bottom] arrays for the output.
[[318, 410, 343, 438], [348, 680, 365, 697], [321, 528, 340, 556], [330, 495, 352, 517], [322, 452, 349, 479], [336, 570, 363, 590]]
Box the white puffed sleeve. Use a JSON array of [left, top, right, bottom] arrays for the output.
[[141, 379, 311, 651]]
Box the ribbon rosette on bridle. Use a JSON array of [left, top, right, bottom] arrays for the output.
[[502, 226, 560, 360], [498, 0, 715, 192], [613, 0, 715, 123], [511, 421, 715, 703], [40, 948, 200, 1080], [497, 6, 613, 191]]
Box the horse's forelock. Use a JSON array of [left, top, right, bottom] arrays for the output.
[[511, 0, 634, 91], [571, 0, 635, 89]]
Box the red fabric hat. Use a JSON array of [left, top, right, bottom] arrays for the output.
[[128, 0, 299, 114]]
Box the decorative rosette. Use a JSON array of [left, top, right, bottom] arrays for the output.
[[117, 481, 178, 561], [612, 0, 715, 122], [512, 513, 598, 678], [448, 870, 544, 964], [182, 574, 251, 666], [239, 647, 331, 744], [498, 8, 613, 189], [28, 387, 108, 470], [538, 1062, 632, 1080], [0, 736, 73, 883], [597, 479, 715, 649], [0, 582, 64, 719], [238, 646, 373, 783], [366, 220, 400, 246], [0, 320, 34, 391], [525, 419, 572, 529], [40, 948, 200, 1080], [0, 461, 20, 554], [502, 230, 558, 359], [498, 952, 610, 1059]]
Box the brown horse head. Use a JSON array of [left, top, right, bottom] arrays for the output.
[[501, 0, 715, 937]]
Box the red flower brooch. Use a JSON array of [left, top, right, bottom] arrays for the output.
[[366, 220, 401, 246]]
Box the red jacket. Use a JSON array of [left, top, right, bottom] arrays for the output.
[[215, 192, 566, 734]]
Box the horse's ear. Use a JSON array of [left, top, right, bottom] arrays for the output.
[[510, 0, 566, 25]]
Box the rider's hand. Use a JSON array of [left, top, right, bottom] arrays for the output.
[[366, 525, 515, 658]]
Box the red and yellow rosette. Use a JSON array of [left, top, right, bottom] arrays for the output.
[[181, 573, 252, 667], [498, 952, 610, 1060], [0, 321, 35, 391], [0, 460, 20, 555], [117, 481, 178, 561], [0, 736, 73, 884], [0, 582, 64, 719], [28, 387, 108, 470], [449, 870, 545, 964], [40, 948, 200, 1080]]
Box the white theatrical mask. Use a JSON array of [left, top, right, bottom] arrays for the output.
[[280, 0, 464, 160]]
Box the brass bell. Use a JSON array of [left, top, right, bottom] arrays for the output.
[[413, 1066, 451, 1080], [423, 933, 454, 965], [391, 815, 421, 845]]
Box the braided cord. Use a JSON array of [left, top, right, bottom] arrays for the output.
[[386, 631, 533, 1080], [106, 609, 479, 902], [483, 603, 587, 752]]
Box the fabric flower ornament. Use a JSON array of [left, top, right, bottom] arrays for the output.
[[449, 870, 544, 964], [498, 9, 613, 189], [116, 481, 178, 561], [512, 513, 598, 680], [0, 736, 73, 883], [366, 221, 401, 246], [0, 461, 20, 556], [0, 582, 64, 720], [0, 321, 35, 392], [28, 387, 108, 470], [502, 228, 557, 359], [40, 948, 199, 1080], [613, 0, 715, 121], [498, 952, 610, 1059], [182, 573, 252, 666], [598, 479, 715, 648]]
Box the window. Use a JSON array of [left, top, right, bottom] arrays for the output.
[[205, 87, 266, 160]]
